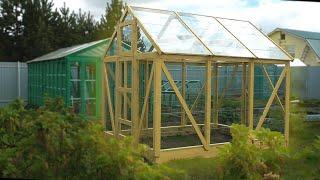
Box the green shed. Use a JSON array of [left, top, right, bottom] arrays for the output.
[[27, 39, 109, 119]]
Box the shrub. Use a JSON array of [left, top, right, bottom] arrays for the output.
[[0, 98, 183, 179], [216, 124, 288, 180]]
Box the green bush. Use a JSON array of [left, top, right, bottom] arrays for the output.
[[0, 98, 183, 179], [216, 124, 288, 179]]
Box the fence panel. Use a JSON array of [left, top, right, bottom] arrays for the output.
[[0, 62, 28, 107]]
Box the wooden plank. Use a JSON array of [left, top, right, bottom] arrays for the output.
[[123, 62, 128, 127], [284, 63, 290, 146], [132, 19, 140, 143], [241, 63, 247, 125], [181, 62, 186, 126], [256, 67, 287, 129], [144, 61, 149, 128], [213, 63, 219, 126], [153, 60, 162, 159], [119, 118, 132, 126], [161, 62, 208, 150], [157, 143, 228, 163], [248, 61, 254, 129], [205, 61, 212, 146]]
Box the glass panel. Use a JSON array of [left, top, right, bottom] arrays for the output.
[[85, 64, 96, 116], [107, 37, 117, 56], [137, 27, 156, 53], [70, 63, 80, 113], [217, 18, 290, 60], [124, 13, 133, 21], [122, 25, 132, 51], [178, 13, 254, 57], [132, 7, 210, 55]]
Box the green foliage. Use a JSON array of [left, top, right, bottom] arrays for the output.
[[216, 124, 288, 179], [0, 98, 182, 179], [97, 0, 124, 39], [0, 0, 108, 62]]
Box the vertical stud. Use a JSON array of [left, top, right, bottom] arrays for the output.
[[241, 63, 247, 125], [248, 61, 254, 130], [285, 62, 290, 146], [205, 61, 212, 146], [153, 60, 162, 162], [181, 62, 186, 126], [213, 63, 218, 127]]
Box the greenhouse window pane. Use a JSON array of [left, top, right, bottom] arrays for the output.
[[131, 7, 210, 55], [178, 13, 254, 58], [217, 18, 290, 60]]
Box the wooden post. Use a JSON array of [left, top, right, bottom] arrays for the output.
[[115, 60, 122, 138], [132, 19, 140, 143], [115, 24, 122, 137], [205, 61, 212, 146], [153, 60, 162, 162], [124, 61, 128, 121], [213, 63, 218, 127], [248, 61, 254, 130], [285, 62, 290, 146], [241, 63, 247, 125], [181, 62, 186, 126], [144, 61, 149, 128]]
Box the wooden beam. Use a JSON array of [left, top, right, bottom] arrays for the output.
[[144, 61, 150, 128], [181, 62, 186, 126], [153, 60, 162, 160], [285, 63, 290, 146], [248, 61, 254, 129], [256, 67, 287, 130], [241, 63, 247, 125], [213, 63, 219, 126], [161, 62, 208, 150], [157, 143, 228, 163], [205, 61, 212, 146], [132, 19, 140, 144]]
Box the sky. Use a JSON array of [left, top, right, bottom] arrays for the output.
[[52, 0, 320, 34]]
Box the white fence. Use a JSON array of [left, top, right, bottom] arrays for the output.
[[0, 62, 28, 107]]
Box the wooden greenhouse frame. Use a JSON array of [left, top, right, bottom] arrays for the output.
[[103, 6, 293, 163]]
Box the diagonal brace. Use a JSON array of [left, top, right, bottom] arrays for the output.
[[256, 67, 287, 130], [161, 62, 208, 150]]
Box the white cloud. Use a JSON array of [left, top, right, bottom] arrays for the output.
[[52, 0, 320, 33]]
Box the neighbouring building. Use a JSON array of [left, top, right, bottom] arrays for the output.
[[269, 28, 320, 66]]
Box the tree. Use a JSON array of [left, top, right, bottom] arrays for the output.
[[22, 0, 56, 61], [97, 0, 124, 39], [0, 0, 24, 61]]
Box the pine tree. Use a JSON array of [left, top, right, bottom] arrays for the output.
[[22, 0, 56, 61], [97, 0, 124, 39], [0, 0, 25, 61]]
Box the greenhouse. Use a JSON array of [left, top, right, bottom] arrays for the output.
[[104, 6, 293, 163], [27, 39, 109, 119]]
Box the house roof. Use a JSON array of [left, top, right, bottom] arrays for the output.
[[107, 6, 291, 61], [269, 28, 320, 58], [276, 58, 306, 67], [28, 39, 109, 63]]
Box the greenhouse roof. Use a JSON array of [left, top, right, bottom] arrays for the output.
[[119, 6, 292, 61], [28, 39, 109, 63]]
